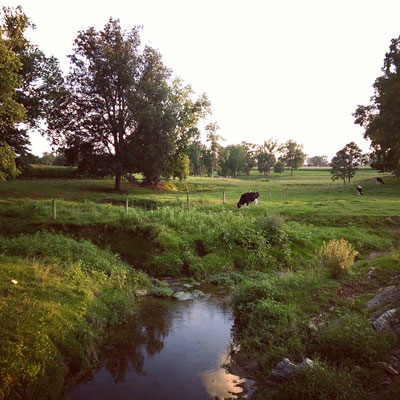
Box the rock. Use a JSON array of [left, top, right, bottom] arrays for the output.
[[267, 358, 314, 384], [192, 289, 205, 298], [183, 283, 194, 289], [373, 309, 397, 331], [367, 286, 400, 309], [173, 291, 193, 301], [370, 362, 399, 375], [136, 289, 148, 296]]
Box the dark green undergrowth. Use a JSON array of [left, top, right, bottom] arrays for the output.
[[0, 233, 150, 400], [0, 174, 399, 399], [229, 252, 400, 399]]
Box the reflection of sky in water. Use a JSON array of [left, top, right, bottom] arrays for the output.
[[66, 290, 253, 400]]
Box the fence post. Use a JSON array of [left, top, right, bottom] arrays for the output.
[[52, 199, 56, 220], [187, 193, 190, 208], [125, 198, 129, 215], [269, 188, 271, 200], [223, 191, 226, 204]]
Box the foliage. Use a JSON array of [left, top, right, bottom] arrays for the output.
[[0, 234, 150, 400], [307, 155, 329, 167], [0, 6, 64, 158], [354, 36, 400, 176], [0, 142, 20, 180], [205, 122, 223, 177], [151, 281, 173, 297], [257, 361, 364, 400], [279, 140, 306, 175], [330, 142, 364, 184], [47, 19, 209, 191], [0, 29, 26, 131], [257, 139, 278, 176], [316, 238, 358, 278], [274, 160, 285, 175], [318, 314, 396, 366]]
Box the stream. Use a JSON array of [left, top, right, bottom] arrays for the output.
[[65, 283, 255, 400]]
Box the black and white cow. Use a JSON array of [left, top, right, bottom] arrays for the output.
[[356, 185, 363, 195], [237, 192, 259, 208], [376, 177, 384, 184]]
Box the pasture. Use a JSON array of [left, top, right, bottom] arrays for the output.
[[0, 167, 399, 400]]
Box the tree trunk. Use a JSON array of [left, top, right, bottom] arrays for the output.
[[290, 167, 293, 176], [155, 175, 160, 190], [114, 170, 122, 192]]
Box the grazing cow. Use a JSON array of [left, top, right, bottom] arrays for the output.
[[376, 177, 384, 184], [356, 185, 363, 195], [237, 192, 259, 208]]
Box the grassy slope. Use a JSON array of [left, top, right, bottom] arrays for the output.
[[0, 167, 399, 399]]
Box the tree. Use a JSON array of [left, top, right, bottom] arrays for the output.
[[279, 140, 306, 175], [133, 75, 209, 189], [48, 19, 208, 191], [0, 6, 64, 159], [0, 143, 20, 180], [257, 139, 278, 176], [241, 141, 257, 175], [307, 155, 329, 167], [274, 161, 285, 176], [330, 142, 364, 184], [205, 122, 223, 178], [354, 36, 400, 176], [219, 144, 247, 178], [188, 141, 207, 176]]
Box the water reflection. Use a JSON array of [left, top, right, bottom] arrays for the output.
[[66, 286, 253, 400]]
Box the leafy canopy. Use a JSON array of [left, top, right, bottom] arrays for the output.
[[330, 142, 364, 184], [354, 36, 400, 175]]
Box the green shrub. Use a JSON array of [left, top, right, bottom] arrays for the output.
[[317, 239, 358, 278], [258, 361, 364, 400], [151, 281, 173, 297], [317, 314, 396, 366], [189, 252, 234, 279]]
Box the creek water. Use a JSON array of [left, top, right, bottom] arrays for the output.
[[65, 284, 254, 400]]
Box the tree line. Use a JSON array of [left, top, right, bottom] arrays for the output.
[[1, 6, 399, 188]]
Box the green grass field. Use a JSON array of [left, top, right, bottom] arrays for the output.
[[0, 167, 399, 399]]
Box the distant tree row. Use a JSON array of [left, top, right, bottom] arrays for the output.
[[188, 137, 307, 177]]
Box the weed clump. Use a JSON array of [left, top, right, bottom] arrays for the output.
[[317, 239, 358, 278], [257, 212, 287, 246]]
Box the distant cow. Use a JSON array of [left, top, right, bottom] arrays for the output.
[[237, 192, 259, 208], [376, 177, 384, 184], [356, 185, 363, 195]]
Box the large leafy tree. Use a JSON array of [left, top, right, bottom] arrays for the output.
[[330, 142, 364, 184], [257, 139, 278, 176], [133, 73, 209, 189], [48, 19, 144, 191], [279, 140, 306, 175], [49, 19, 208, 191], [354, 36, 400, 176], [0, 6, 64, 158]]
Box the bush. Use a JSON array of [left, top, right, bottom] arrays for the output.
[[317, 239, 358, 278], [317, 314, 396, 366], [151, 281, 173, 297], [257, 212, 289, 247], [257, 361, 364, 400]]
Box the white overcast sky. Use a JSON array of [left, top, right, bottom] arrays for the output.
[[5, 0, 400, 159]]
